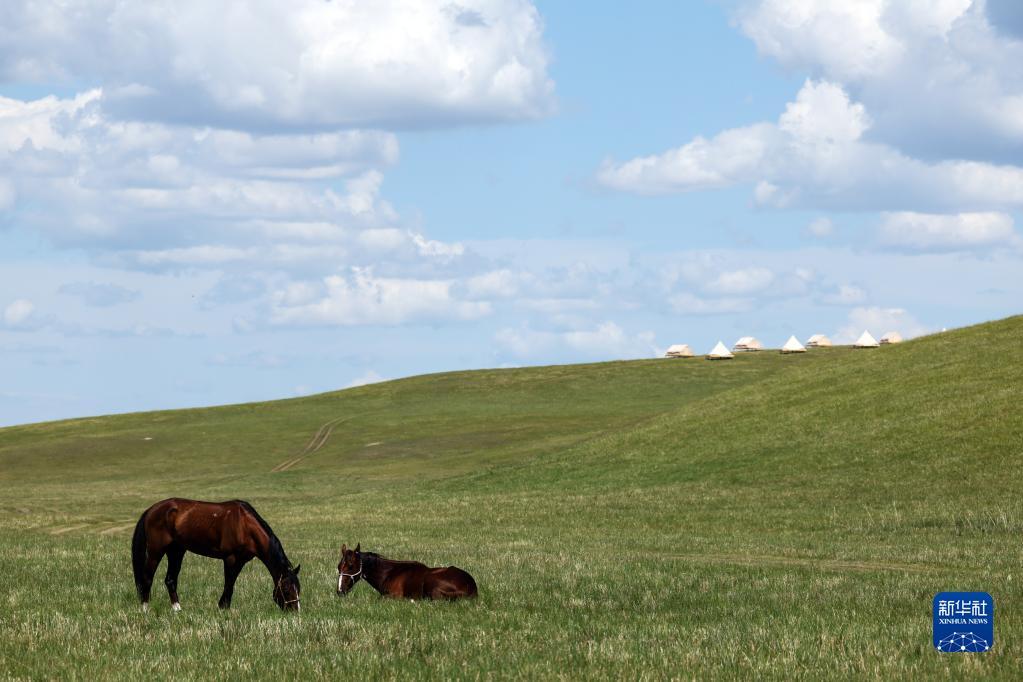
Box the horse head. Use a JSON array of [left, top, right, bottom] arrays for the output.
[[337, 543, 362, 596], [273, 564, 301, 611]]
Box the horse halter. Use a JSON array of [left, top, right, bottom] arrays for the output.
[[337, 563, 362, 593], [275, 574, 301, 609]]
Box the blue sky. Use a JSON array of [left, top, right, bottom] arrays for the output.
[[2, 1, 1021, 426]]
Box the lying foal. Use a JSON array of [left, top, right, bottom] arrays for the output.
[[337, 543, 478, 600]]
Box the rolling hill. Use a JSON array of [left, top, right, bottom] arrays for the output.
[[1, 316, 1021, 679]]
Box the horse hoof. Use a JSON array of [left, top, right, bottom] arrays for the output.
[[172, 602, 181, 612], [141, 603, 149, 613]]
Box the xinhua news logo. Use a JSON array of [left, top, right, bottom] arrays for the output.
[[933, 592, 994, 653]]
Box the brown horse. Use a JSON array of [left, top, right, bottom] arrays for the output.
[[336, 543, 477, 600], [131, 498, 301, 611]]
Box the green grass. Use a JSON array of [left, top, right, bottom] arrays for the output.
[[1, 316, 1021, 679]]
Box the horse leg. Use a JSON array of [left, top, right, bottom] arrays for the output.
[[164, 546, 185, 611], [219, 556, 246, 609], [140, 549, 165, 612]]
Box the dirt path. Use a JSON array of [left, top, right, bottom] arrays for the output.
[[271, 415, 352, 473], [45, 520, 136, 536], [49, 524, 93, 536]]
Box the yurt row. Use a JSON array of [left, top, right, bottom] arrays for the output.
[[664, 331, 903, 359]]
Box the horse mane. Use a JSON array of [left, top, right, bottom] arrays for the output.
[[362, 551, 424, 569], [236, 500, 292, 570]]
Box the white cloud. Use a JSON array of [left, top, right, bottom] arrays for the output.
[[58, 281, 140, 307], [778, 78, 871, 144], [735, 1, 1023, 162], [703, 267, 775, 296], [493, 327, 543, 357], [0, 92, 398, 179], [494, 321, 657, 360], [0, 0, 554, 131], [834, 306, 930, 343], [736, 1, 905, 81], [878, 211, 1019, 251], [0, 90, 476, 287], [270, 268, 491, 327], [3, 299, 35, 326], [410, 232, 465, 261], [562, 322, 655, 357], [345, 370, 387, 389], [599, 79, 1023, 212], [0, 92, 402, 249], [657, 255, 817, 313], [0, 177, 14, 209], [805, 217, 834, 238], [464, 269, 522, 299], [598, 123, 776, 195], [668, 292, 753, 315]]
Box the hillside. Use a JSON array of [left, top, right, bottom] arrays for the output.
[[1, 316, 1021, 679]]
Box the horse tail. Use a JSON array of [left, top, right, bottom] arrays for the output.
[[131, 509, 149, 600]]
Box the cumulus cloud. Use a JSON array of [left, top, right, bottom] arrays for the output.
[[270, 268, 491, 327], [877, 211, 1019, 251], [735, 0, 1023, 162], [602, 3, 1023, 219], [0, 1, 560, 345], [834, 306, 930, 343], [0, 0, 554, 131], [0, 92, 403, 248], [599, 79, 1023, 212], [0, 89, 480, 297]]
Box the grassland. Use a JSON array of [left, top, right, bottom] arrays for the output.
[[1, 316, 1021, 679]]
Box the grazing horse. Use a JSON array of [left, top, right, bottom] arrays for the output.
[[336, 543, 477, 600], [131, 498, 301, 611]]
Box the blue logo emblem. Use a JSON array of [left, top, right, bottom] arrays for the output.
[[933, 592, 993, 652]]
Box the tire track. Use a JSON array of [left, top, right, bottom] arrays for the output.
[[47, 520, 137, 536], [49, 524, 92, 535], [271, 415, 352, 473], [38, 416, 357, 534]]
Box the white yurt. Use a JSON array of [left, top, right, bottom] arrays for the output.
[[853, 330, 880, 348], [707, 341, 734, 360], [879, 331, 903, 344], [781, 335, 806, 353], [733, 336, 763, 352], [665, 344, 694, 358], [806, 334, 832, 348]]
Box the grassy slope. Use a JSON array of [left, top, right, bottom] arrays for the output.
[[0, 316, 1021, 679]]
